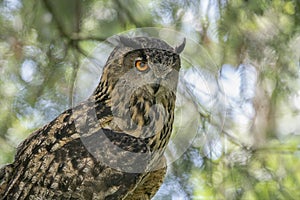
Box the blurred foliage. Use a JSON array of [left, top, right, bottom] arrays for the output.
[[0, 0, 300, 199]]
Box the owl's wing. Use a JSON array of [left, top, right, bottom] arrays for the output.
[[0, 164, 14, 196], [124, 157, 167, 200], [0, 108, 153, 200]]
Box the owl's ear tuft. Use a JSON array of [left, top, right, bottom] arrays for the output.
[[175, 38, 186, 54], [119, 36, 142, 49]]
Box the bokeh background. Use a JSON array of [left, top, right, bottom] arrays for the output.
[[1, 0, 300, 199]]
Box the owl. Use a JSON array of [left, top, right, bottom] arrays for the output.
[[0, 36, 185, 199]]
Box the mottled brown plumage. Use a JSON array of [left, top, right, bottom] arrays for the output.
[[0, 36, 185, 199]]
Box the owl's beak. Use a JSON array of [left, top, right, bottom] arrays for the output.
[[152, 83, 160, 94]]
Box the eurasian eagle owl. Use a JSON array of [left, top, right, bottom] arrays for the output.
[[0, 36, 185, 199]]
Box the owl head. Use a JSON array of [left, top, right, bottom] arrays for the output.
[[94, 36, 185, 141]]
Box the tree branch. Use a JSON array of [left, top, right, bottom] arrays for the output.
[[42, 0, 69, 39]]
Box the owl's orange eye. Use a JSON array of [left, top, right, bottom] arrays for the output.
[[135, 60, 149, 72]]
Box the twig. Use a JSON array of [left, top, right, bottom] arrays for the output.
[[42, 0, 69, 38]]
